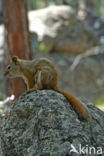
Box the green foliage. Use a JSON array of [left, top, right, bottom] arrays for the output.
[[0, 92, 2, 101], [0, 96, 2, 101], [26, 0, 104, 17], [95, 0, 104, 17], [27, 0, 49, 10], [39, 43, 51, 53], [93, 94, 104, 110], [26, 0, 61, 10]]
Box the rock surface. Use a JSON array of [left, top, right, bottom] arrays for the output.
[[28, 5, 99, 54], [0, 90, 104, 156]]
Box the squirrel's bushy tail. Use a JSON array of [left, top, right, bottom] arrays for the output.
[[54, 86, 89, 120]]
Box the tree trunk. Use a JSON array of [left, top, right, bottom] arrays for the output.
[[2, 0, 32, 98]]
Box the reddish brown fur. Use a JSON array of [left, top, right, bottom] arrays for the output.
[[4, 56, 89, 120], [22, 69, 35, 89]]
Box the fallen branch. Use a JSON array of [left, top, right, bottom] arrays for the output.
[[70, 46, 104, 71]]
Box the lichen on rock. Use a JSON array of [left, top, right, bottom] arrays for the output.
[[0, 90, 104, 156]]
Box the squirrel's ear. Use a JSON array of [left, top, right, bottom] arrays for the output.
[[12, 56, 18, 65]]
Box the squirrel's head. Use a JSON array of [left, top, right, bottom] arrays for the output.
[[4, 56, 21, 78]]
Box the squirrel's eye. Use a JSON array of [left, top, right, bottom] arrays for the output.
[[7, 65, 11, 70]]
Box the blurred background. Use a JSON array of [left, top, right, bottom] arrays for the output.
[[0, 0, 104, 114]]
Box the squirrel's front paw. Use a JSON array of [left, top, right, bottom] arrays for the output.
[[18, 91, 27, 99]]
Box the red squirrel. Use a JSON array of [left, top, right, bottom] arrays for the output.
[[4, 56, 89, 120]]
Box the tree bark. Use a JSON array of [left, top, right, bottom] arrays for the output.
[[2, 0, 32, 98]]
